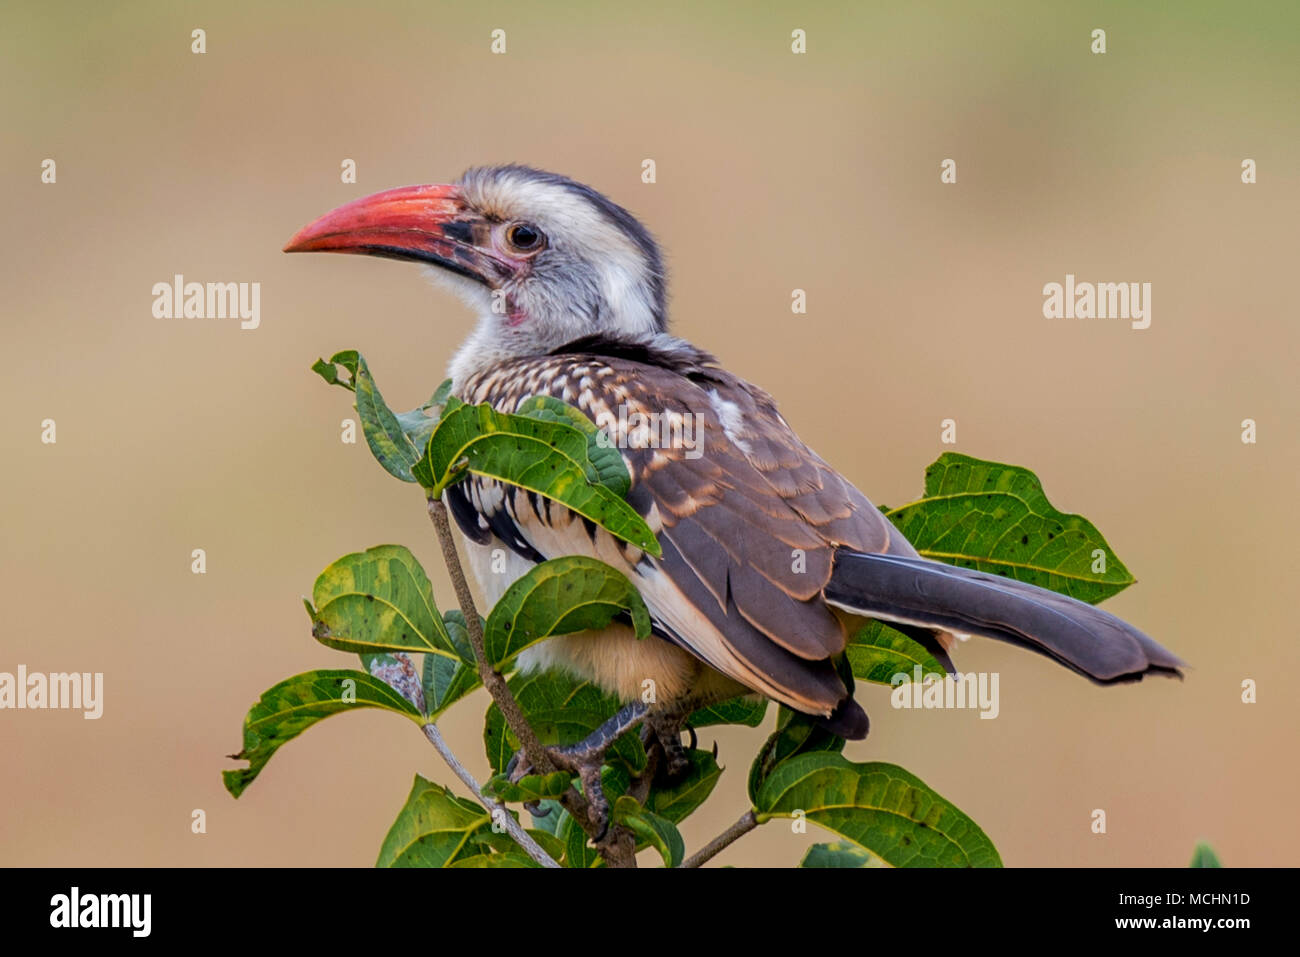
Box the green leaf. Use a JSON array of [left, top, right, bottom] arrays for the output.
[[308, 544, 454, 658], [514, 394, 631, 497], [558, 808, 601, 868], [483, 671, 647, 776], [394, 378, 455, 452], [314, 351, 424, 483], [427, 378, 455, 409], [460, 825, 565, 865], [376, 775, 491, 867], [447, 851, 539, 868], [800, 841, 885, 868], [421, 610, 482, 719], [689, 695, 769, 729], [311, 353, 355, 391], [528, 800, 566, 836], [753, 753, 1002, 868], [420, 649, 480, 719], [644, 748, 723, 824], [748, 707, 845, 805], [483, 771, 573, 804], [612, 795, 685, 868], [525, 829, 566, 862], [313, 356, 451, 454], [846, 620, 948, 686], [1190, 841, 1222, 868], [223, 670, 422, 798], [600, 763, 633, 801], [885, 452, 1134, 603], [414, 401, 661, 556], [483, 556, 651, 670]]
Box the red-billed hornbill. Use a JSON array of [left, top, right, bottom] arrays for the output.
[[285, 165, 1182, 811]]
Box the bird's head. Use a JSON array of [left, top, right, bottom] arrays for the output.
[[284, 164, 666, 384]]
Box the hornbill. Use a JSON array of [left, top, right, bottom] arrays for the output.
[[285, 165, 1182, 821]]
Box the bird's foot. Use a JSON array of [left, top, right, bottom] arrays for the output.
[[644, 712, 695, 785], [506, 700, 651, 841]]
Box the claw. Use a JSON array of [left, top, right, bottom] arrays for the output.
[[662, 746, 690, 782], [549, 701, 650, 769], [645, 711, 693, 784], [505, 749, 533, 784], [578, 764, 609, 836], [513, 701, 650, 843]]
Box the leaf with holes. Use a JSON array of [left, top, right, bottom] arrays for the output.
[[884, 453, 1134, 603], [514, 394, 631, 497], [312, 350, 423, 482], [311, 353, 356, 392]]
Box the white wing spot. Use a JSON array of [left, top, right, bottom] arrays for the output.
[[709, 390, 753, 455]]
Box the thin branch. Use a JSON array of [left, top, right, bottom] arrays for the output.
[[426, 493, 634, 862], [426, 495, 555, 774], [364, 652, 560, 867], [421, 723, 561, 868], [680, 810, 758, 868]]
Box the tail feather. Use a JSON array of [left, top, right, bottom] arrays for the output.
[[824, 550, 1184, 683]]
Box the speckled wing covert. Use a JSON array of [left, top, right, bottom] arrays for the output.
[[450, 334, 909, 729]]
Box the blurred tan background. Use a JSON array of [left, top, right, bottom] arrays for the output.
[[2, 0, 1296, 867]]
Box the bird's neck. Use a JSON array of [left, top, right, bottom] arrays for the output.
[[447, 315, 583, 393], [447, 321, 517, 394], [447, 312, 667, 395]]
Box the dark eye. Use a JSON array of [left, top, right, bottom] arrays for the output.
[[505, 222, 545, 253]]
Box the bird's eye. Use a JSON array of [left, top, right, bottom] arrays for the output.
[[504, 222, 545, 254]]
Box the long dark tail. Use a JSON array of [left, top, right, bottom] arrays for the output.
[[824, 550, 1184, 683]]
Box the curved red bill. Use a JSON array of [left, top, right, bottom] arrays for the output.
[[283, 184, 504, 284]]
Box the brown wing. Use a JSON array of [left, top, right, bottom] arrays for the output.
[[458, 337, 915, 716]]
